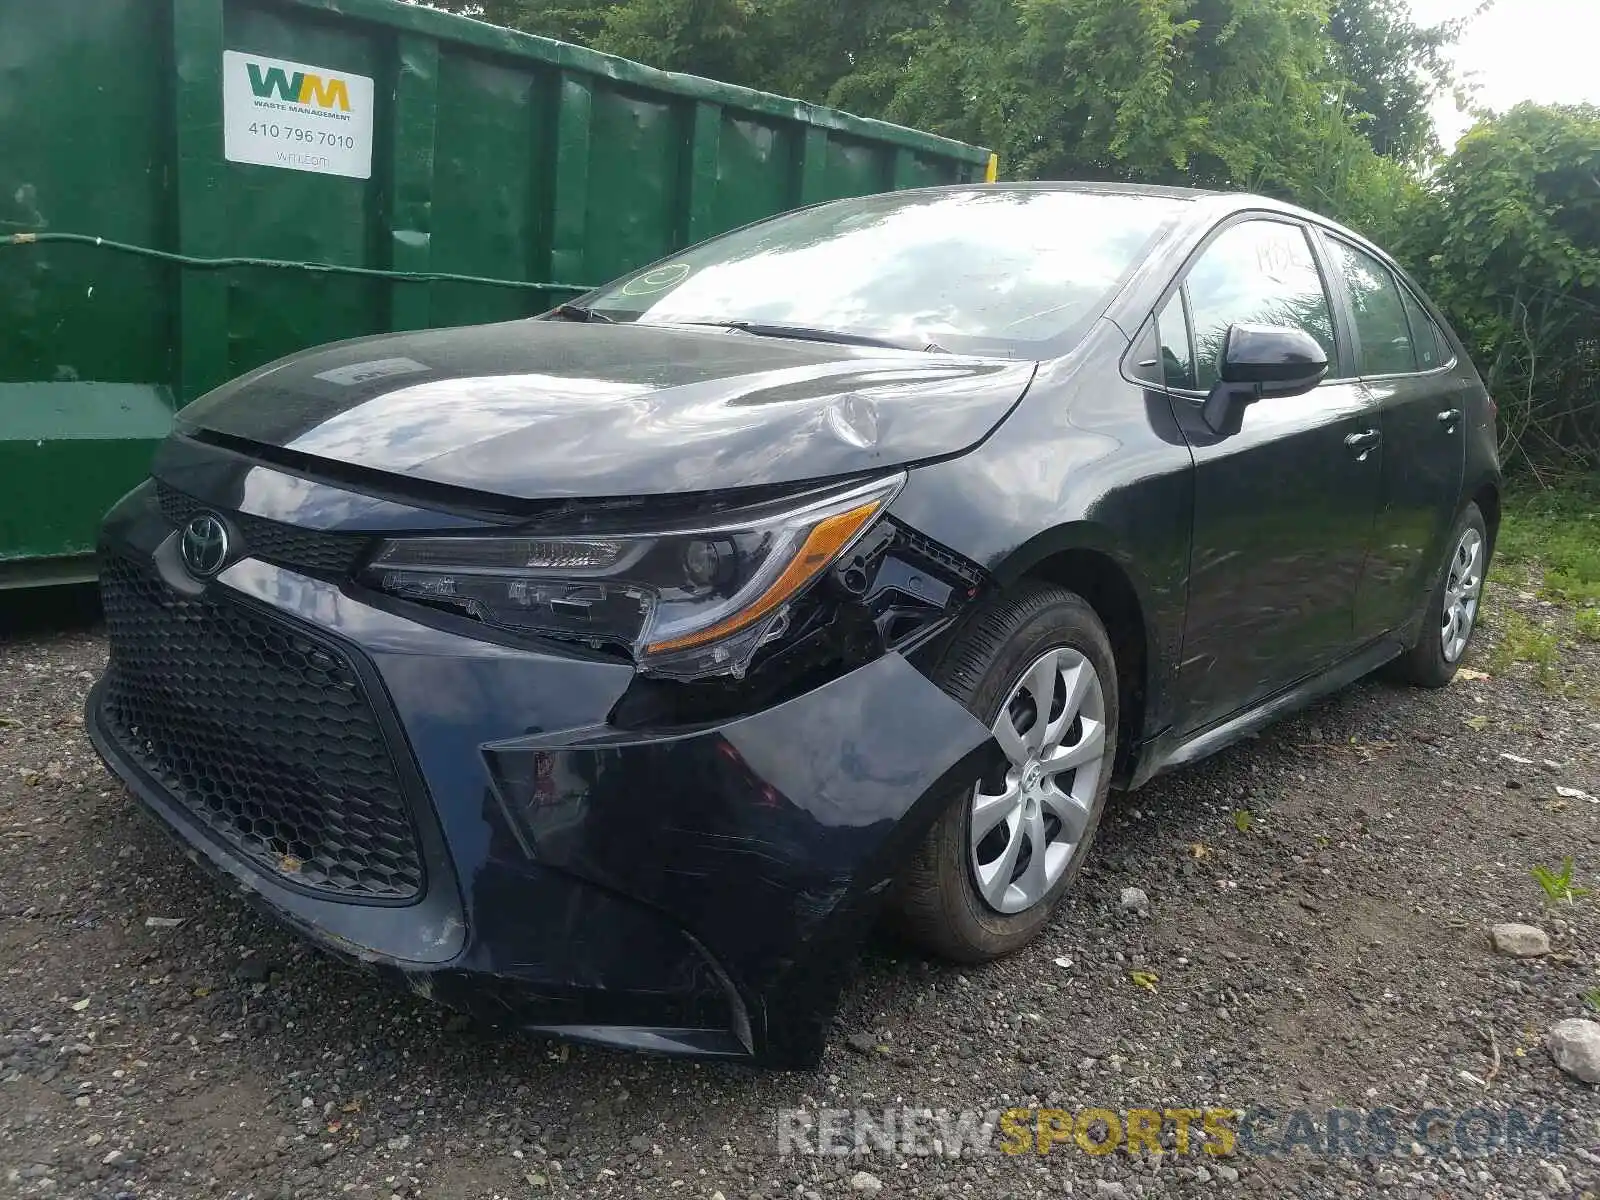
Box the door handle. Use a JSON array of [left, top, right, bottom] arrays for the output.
[[1345, 429, 1381, 460], [1438, 408, 1462, 430]]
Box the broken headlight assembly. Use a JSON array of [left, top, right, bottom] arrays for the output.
[[361, 474, 905, 680]]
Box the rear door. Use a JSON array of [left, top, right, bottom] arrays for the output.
[[1318, 234, 1468, 641], [1160, 217, 1384, 735]]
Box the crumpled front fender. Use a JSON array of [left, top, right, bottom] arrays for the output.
[[483, 652, 995, 1064]]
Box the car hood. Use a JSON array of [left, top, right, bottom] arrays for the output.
[[177, 320, 1037, 499]]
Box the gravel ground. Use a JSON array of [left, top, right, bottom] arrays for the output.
[[2, 578, 1598, 1200]]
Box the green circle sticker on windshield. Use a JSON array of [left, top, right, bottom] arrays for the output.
[[621, 262, 691, 296]]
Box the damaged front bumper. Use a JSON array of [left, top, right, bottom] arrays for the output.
[[85, 479, 993, 1067]]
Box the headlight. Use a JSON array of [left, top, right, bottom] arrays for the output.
[[363, 474, 905, 680]]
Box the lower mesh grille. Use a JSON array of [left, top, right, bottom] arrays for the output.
[[98, 555, 425, 901]]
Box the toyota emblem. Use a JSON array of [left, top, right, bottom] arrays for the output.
[[179, 513, 231, 578]]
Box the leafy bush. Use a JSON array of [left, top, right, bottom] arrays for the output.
[[1404, 104, 1600, 473]]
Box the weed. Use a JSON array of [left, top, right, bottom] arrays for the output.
[[1232, 809, 1256, 833], [1488, 610, 1561, 689], [1531, 857, 1591, 905], [1487, 558, 1526, 589], [1497, 480, 1600, 608], [1584, 988, 1600, 1015], [1575, 607, 1600, 643]]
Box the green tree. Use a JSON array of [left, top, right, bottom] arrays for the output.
[[868, 0, 1411, 221], [1327, 0, 1475, 163], [422, 0, 1467, 210], [424, 0, 622, 45], [595, 0, 763, 84], [1406, 104, 1600, 470]]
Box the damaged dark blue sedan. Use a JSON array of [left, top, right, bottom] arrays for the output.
[[87, 184, 1501, 1066]]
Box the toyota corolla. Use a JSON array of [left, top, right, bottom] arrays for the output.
[[86, 183, 1500, 1066]]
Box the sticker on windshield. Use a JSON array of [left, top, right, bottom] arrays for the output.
[[621, 262, 691, 296]]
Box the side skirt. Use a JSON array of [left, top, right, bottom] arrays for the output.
[[1126, 635, 1405, 788]]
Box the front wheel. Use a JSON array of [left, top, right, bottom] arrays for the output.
[[888, 583, 1118, 962], [1392, 502, 1488, 688]]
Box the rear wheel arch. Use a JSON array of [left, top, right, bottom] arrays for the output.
[[1471, 479, 1501, 557], [1391, 500, 1488, 688]]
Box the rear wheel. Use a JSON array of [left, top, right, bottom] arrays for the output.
[[889, 583, 1118, 962], [1392, 502, 1488, 688]]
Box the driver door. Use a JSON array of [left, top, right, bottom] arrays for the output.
[[1163, 217, 1383, 735]]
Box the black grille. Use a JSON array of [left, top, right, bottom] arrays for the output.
[[98, 556, 424, 901], [157, 483, 369, 578]]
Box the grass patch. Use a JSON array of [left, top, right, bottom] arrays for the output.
[[1486, 556, 1528, 589], [1487, 609, 1561, 688], [1577, 607, 1600, 643], [1496, 477, 1600, 607]]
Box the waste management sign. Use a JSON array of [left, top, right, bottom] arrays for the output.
[[222, 50, 375, 179]]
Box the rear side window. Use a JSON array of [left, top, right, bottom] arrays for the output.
[[1185, 220, 1337, 390], [1327, 239, 1417, 376], [1399, 286, 1448, 371]]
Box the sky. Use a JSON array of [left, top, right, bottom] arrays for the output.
[[1407, 0, 1600, 145]]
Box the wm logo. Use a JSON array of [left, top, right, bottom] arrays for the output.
[[246, 62, 351, 110]]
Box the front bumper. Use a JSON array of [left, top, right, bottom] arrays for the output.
[[87, 479, 993, 1066]]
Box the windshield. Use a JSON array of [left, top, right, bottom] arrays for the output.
[[579, 188, 1188, 357]]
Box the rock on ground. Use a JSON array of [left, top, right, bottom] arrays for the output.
[[1547, 1018, 1600, 1083], [1489, 921, 1551, 957]]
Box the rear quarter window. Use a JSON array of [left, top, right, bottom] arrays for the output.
[[1399, 286, 1450, 371]]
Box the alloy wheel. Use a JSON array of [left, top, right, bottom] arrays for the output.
[[1441, 526, 1484, 663], [969, 646, 1107, 914]]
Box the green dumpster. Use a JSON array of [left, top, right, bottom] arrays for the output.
[[0, 0, 993, 589]]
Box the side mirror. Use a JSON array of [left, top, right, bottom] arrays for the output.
[[1201, 323, 1329, 433]]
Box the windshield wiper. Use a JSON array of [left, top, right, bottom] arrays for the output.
[[680, 320, 945, 353], [550, 302, 613, 323]]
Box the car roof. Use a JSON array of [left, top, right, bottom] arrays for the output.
[[891, 180, 1343, 227], [876, 180, 1216, 203], [947, 180, 1221, 201], [900, 180, 1396, 264]]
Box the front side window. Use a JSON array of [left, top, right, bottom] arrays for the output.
[[1327, 239, 1417, 376], [581, 189, 1188, 358], [1184, 220, 1337, 390], [1156, 293, 1196, 389]]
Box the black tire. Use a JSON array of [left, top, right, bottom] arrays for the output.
[[1391, 501, 1489, 689], [888, 583, 1118, 962]]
